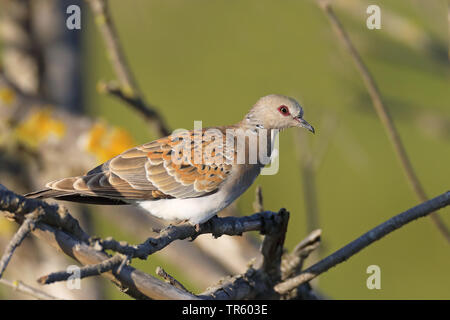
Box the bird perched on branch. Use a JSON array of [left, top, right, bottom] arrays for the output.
[[26, 94, 314, 225]]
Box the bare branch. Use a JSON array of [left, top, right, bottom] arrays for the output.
[[448, 0, 450, 61], [156, 266, 190, 293], [37, 254, 125, 285], [295, 131, 320, 233], [86, 0, 170, 137], [200, 209, 292, 300], [1, 185, 294, 300], [0, 185, 198, 300], [0, 185, 90, 243], [316, 0, 450, 242], [0, 278, 60, 300], [0, 75, 224, 292], [200, 267, 273, 300], [99, 210, 288, 260], [0, 214, 38, 278], [275, 191, 450, 294], [252, 185, 264, 212], [4, 181, 445, 300], [281, 229, 322, 280], [260, 208, 289, 282]]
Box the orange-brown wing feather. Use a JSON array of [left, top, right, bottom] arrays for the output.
[[44, 129, 233, 201]]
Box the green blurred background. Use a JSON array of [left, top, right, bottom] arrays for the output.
[[1, 0, 448, 299], [82, 0, 450, 299]]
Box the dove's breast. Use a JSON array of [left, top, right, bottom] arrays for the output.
[[136, 163, 262, 224]]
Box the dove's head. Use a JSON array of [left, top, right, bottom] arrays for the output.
[[245, 94, 315, 133]]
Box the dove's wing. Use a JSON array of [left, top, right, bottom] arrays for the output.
[[26, 129, 235, 204]]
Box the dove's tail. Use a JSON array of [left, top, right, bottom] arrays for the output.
[[24, 188, 127, 205]]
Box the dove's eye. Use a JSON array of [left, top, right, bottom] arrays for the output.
[[278, 105, 290, 116]]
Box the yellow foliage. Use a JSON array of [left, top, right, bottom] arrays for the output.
[[85, 122, 135, 163], [95, 14, 106, 26], [0, 87, 16, 105], [0, 218, 15, 236], [14, 108, 66, 148]]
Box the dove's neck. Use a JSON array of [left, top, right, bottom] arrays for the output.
[[238, 113, 263, 131], [232, 119, 278, 166]]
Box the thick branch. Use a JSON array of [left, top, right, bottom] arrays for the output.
[[0, 186, 198, 300], [200, 267, 273, 300], [0, 185, 89, 242], [275, 191, 450, 294], [34, 222, 196, 299], [200, 209, 291, 300], [0, 72, 238, 291]]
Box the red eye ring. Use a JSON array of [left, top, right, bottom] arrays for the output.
[[278, 105, 290, 116]]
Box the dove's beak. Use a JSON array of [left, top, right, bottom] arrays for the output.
[[295, 117, 315, 134]]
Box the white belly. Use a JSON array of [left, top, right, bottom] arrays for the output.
[[136, 165, 261, 224], [137, 189, 233, 224]]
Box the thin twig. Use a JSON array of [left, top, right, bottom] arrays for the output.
[[0, 278, 60, 300], [294, 115, 336, 234], [156, 266, 190, 293], [199, 267, 272, 300], [281, 229, 322, 280], [275, 190, 450, 294], [97, 80, 170, 136], [448, 0, 450, 61], [316, 0, 450, 243], [37, 254, 125, 285], [252, 185, 264, 212], [1, 185, 292, 300], [86, 0, 170, 137], [0, 214, 38, 278], [296, 132, 320, 233]]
